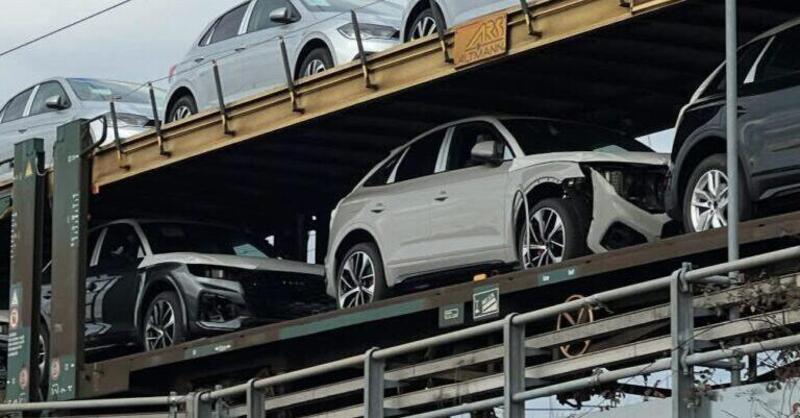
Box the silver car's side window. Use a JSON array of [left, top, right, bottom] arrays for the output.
[[29, 81, 70, 116], [1, 88, 34, 123], [248, 0, 297, 32], [209, 2, 250, 45]]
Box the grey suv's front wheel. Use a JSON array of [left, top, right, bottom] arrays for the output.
[[144, 291, 186, 351], [518, 198, 587, 269], [337, 243, 387, 309]]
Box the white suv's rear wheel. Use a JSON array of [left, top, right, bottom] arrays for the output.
[[337, 243, 387, 309]]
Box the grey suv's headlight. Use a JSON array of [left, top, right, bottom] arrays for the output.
[[337, 23, 399, 40]]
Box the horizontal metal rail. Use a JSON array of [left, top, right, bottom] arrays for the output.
[[0, 394, 188, 412]]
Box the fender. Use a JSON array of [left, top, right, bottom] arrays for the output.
[[292, 34, 337, 75], [133, 271, 188, 334]]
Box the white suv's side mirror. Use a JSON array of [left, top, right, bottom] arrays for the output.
[[470, 140, 503, 165]]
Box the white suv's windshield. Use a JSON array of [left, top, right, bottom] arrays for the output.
[[141, 222, 272, 258], [502, 119, 652, 155], [67, 78, 164, 105]]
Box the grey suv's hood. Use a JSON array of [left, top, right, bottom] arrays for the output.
[[511, 151, 670, 170], [139, 252, 324, 276]]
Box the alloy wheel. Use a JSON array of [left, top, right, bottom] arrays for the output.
[[338, 251, 376, 308], [145, 299, 177, 351], [411, 15, 438, 40], [37, 333, 46, 378], [690, 169, 729, 231], [171, 105, 193, 122], [303, 59, 328, 77], [520, 207, 565, 268]]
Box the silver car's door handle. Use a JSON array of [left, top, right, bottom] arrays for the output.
[[194, 57, 205, 63], [17, 129, 27, 134], [434, 191, 449, 202], [235, 45, 247, 52], [371, 203, 385, 213]]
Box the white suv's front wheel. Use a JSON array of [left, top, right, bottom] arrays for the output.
[[518, 198, 587, 269]]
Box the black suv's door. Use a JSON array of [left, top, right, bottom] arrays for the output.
[[741, 26, 800, 198], [86, 224, 144, 341]]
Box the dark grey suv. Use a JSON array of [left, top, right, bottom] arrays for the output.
[[666, 18, 800, 232]]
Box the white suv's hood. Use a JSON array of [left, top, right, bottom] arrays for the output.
[[139, 252, 324, 276], [511, 151, 670, 170]]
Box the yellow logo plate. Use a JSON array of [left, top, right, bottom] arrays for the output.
[[454, 12, 508, 68]]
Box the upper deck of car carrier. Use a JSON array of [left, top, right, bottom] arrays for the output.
[[2, 0, 800, 416]]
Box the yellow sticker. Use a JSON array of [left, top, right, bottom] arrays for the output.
[[24, 161, 33, 178], [454, 12, 508, 68]]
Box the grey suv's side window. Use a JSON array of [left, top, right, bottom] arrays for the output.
[[1, 88, 34, 123], [210, 2, 250, 44], [446, 122, 511, 171], [394, 130, 446, 182], [98, 224, 144, 266], [29, 81, 70, 116], [248, 0, 296, 32], [756, 26, 800, 81]]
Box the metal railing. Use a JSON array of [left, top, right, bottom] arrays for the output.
[[1, 245, 798, 417]]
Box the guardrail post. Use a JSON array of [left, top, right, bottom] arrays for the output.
[[50, 120, 94, 400], [671, 263, 694, 418], [246, 378, 265, 418], [6, 138, 45, 403], [280, 37, 305, 114], [351, 11, 377, 90], [364, 347, 385, 418], [428, 0, 452, 63], [504, 313, 525, 418], [187, 392, 212, 418], [518, 0, 542, 37], [148, 82, 171, 157], [212, 60, 235, 137]]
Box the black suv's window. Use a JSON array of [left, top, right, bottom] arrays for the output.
[[30, 82, 69, 116], [210, 2, 249, 44], [757, 26, 800, 81], [705, 38, 769, 95], [1, 88, 33, 123], [503, 119, 651, 155], [447, 122, 511, 171], [98, 224, 144, 266], [248, 0, 296, 32], [394, 130, 446, 182], [364, 152, 402, 187]]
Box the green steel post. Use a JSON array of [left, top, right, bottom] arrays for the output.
[[6, 138, 45, 403], [50, 120, 91, 400]]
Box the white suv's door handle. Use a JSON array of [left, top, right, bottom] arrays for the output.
[[371, 203, 385, 213], [434, 191, 449, 202]]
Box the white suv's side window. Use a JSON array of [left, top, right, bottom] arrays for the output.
[[393, 129, 447, 182]]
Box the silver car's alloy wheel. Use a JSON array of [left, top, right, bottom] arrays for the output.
[[303, 59, 328, 77], [690, 169, 729, 232], [171, 105, 193, 122], [520, 207, 565, 268], [411, 15, 437, 40], [145, 300, 177, 351], [338, 251, 376, 308]]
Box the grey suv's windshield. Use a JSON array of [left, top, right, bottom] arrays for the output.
[[67, 78, 164, 105], [502, 119, 652, 155], [141, 223, 271, 258]]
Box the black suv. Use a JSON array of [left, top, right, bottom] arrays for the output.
[[666, 18, 800, 232]]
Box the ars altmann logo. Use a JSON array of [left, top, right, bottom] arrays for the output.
[[454, 13, 508, 67]]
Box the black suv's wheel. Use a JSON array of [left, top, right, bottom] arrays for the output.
[[298, 48, 334, 79], [337, 242, 387, 309], [168, 94, 197, 123], [143, 291, 186, 351], [408, 8, 438, 41], [518, 198, 588, 268], [682, 153, 751, 233]]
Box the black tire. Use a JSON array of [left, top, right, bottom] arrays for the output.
[[407, 8, 439, 41], [143, 291, 186, 352], [336, 242, 388, 309], [167, 94, 197, 123], [297, 48, 334, 79], [517, 198, 588, 268], [682, 153, 752, 233], [36, 321, 49, 401]]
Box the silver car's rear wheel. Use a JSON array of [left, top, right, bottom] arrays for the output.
[[172, 105, 193, 121], [520, 207, 566, 268], [338, 251, 375, 308], [303, 59, 328, 77], [689, 169, 729, 232]]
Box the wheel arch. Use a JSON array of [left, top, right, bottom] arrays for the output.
[[165, 87, 195, 122], [136, 275, 188, 337], [294, 38, 332, 80], [403, 0, 446, 42], [514, 181, 564, 241], [333, 228, 381, 279]]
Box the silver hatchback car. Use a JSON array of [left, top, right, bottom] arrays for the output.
[[0, 78, 159, 181], [326, 116, 672, 308], [165, 0, 406, 122]]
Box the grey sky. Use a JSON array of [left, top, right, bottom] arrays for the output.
[[0, 0, 242, 106]]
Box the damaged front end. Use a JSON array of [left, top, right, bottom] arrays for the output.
[[578, 164, 672, 253]]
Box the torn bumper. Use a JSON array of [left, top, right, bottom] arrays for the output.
[[586, 169, 671, 254]]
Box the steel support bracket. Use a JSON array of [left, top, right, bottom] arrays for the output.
[[212, 61, 236, 136], [280, 37, 305, 114], [148, 82, 171, 157], [504, 313, 525, 418], [246, 378, 265, 418], [168, 391, 179, 418], [351, 11, 377, 90], [108, 100, 131, 170], [671, 262, 695, 418], [364, 347, 385, 418], [519, 0, 542, 37], [429, 0, 453, 63]]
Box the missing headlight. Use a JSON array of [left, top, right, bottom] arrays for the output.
[[198, 293, 239, 323], [584, 164, 667, 213]]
